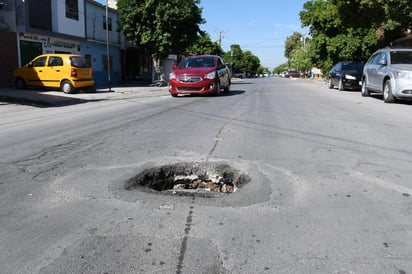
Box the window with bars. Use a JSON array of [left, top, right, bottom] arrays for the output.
[[66, 0, 79, 20], [102, 55, 112, 71], [103, 16, 112, 31]]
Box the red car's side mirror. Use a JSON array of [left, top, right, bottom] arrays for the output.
[[172, 65, 177, 69]]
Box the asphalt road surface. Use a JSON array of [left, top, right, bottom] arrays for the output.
[[1, 78, 411, 274]]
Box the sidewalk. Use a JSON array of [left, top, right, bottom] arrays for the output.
[[0, 84, 169, 107]]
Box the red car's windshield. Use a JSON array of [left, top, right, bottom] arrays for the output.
[[178, 57, 216, 69]]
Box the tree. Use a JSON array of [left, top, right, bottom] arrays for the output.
[[242, 51, 260, 74], [273, 63, 289, 74], [289, 47, 311, 75], [299, 0, 412, 74], [117, 0, 204, 76], [223, 45, 260, 75], [284, 32, 304, 59], [223, 44, 243, 72], [184, 32, 223, 56], [332, 0, 412, 48]]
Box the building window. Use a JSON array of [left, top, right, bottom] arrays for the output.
[[103, 16, 112, 31], [29, 0, 52, 30], [102, 55, 112, 71], [66, 0, 79, 20], [85, 54, 92, 67]]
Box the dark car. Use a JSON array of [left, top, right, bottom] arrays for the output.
[[284, 70, 300, 78], [168, 55, 231, 97], [328, 61, 364, 91]]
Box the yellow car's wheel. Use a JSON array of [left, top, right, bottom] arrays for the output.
[[15, 78, 26, 89], [61, 80, 74, 94]]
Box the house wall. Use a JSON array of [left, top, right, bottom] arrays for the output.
[[51, 0, 86, 38], [0, 31, 18, 86], [85, 2, 120, 44], [81, 42, 121, 86], [83, 0, 121, 86], [1, 0, 150, 87], [0, 2, 18, 86]]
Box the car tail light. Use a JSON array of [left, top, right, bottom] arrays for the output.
[[71, 68, 77, 77]]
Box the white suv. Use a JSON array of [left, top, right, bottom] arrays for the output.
[[361, 47, 412, 103]]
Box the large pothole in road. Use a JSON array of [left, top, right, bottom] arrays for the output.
[[125, 162, 250, 196]]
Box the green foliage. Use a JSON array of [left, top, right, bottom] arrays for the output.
[[299, 0, 412, 74], [273, 63, 289, 74], [184, 32, 223, 56], [284, 32, 311, 74], [289, 48, 311, 72], [284, 32, 304, 59], [242, 51, 260, 74], [223, 45, 260, 74], [117, 0, 204, 60]]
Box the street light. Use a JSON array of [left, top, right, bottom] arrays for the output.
[[105, 0, 112, 92]]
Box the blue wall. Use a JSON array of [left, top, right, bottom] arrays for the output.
[[80, 41, 121, 87]]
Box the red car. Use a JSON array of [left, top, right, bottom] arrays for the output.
[[168, 55, 231, 97], [285, 70, 300, 78]]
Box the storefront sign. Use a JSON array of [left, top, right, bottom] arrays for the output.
[[20, 33, 80, 54]]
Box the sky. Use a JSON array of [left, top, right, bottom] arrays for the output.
[[198, 0, 308, 69], [97, 0, 308, 70]]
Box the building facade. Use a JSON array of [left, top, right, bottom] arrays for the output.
[[83, 0, 121, 87], [0, 0, 154, 87], [0, 0, 19, 86]]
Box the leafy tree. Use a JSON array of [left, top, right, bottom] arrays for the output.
[[289, 47, 311, 74], [300, 0, 346, 73], [223, 44, 243, 72], [299, 0, 412, 74], [332, 0, 412, 47], [242, 51, 260, 74], [223, 45, 260, 75], [185, 32, 223, 56], [273, 63, 289, 74], [117, 0, 204, 75], [284, 32, 304, 59]]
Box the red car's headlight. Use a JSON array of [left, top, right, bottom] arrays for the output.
[[204, 71, 216, 79]]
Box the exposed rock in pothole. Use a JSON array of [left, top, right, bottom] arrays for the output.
[[125, 162, 250, 196]]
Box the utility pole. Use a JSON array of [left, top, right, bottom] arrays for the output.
[[217, 30, 226, 48], [105, 0, 112, 92]]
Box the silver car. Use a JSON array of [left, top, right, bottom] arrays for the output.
[[361, 47, 412, 103]]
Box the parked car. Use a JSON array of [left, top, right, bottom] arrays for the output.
[[361, 47, 412, 103], [168, 55, 231, 97], [12, 54, 94, 94], [233, 72, 246, 79], [328, 61, 364, 91], [284, 70, 300, 78]]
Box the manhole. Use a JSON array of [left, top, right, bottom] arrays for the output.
[[125, 162, 250, 196]]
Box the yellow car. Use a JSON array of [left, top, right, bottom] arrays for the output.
[[12, 54, 94, 93]]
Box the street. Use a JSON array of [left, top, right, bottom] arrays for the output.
[[1, 77, 411, 273]]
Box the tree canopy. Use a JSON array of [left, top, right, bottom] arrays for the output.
[[284, 32, 304, 59], [298, 0, 412, 74], [222, 45, 260, 74], [117, 0, 204, 61], [184, 32, 223, 56], [116, 0, 262, 76]]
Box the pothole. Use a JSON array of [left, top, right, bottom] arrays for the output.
[[125, 162, 251, 196]]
